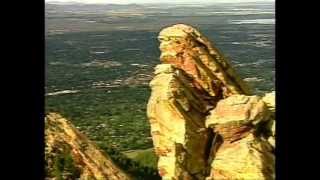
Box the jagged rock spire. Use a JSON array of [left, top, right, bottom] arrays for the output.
[[148, 24, 275, 180], [147, 64, 212, 179], [158, 24, 251, 99]]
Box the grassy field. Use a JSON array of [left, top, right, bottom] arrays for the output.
[[124, 148, 158, 168]]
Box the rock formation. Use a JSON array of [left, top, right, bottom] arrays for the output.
[[262, 91, 276, 148], [147, 64, 212, 179], [205, 95, 275, 180], [158, 24, 251, 99], [147, 24, 275, 180], [45, 113, 131, 180]]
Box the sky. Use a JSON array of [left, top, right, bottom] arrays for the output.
[[45, 0, 274, 4]]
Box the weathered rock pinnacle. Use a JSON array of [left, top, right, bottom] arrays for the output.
[[147, 24, 275, 180], [147, 64, 212, 179], [148, 64, 209, 179], [158, 24, 251, 99]]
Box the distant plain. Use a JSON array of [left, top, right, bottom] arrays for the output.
[[45, 2, 275, 153]]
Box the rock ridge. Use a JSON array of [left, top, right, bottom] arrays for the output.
[[45, 113, 131, 180]]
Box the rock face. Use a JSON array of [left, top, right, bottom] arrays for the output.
[[262, 91, 276, 148], [45, 113, 131, 180], [147, 24, 275, 180], [158, 24, 251, 99], [147, 64, 212, 179], [205, 95, 275, 180]]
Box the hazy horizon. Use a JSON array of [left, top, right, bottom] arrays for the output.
[[45, 0, 275, 5]]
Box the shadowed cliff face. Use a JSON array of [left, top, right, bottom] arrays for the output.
[[45, 113, 131, 180], [147, 24, 275, 180]]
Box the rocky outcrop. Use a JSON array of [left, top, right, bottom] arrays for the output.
[[45, 113, 131, 180], [205, 95, 275, 180], [147, 64, 212, 179], [147, 24, 275, 180], [158, 24, 251, 100], [262, 91, 275, 148]]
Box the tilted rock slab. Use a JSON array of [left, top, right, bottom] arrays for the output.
[[148, 24, 275, 180], [45, 113, 131, 180], [158, 24, 251, 99]]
